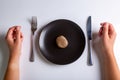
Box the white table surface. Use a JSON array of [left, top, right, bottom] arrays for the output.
[[0, 0, 120, 80]]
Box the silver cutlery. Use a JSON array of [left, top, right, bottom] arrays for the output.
[[30, 16, 37, 62], [87, 16, 93, 65]]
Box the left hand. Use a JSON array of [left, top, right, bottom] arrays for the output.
[[6, 26, 23, 59]]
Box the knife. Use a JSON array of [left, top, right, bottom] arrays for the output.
[[87, 16, 93, 65]]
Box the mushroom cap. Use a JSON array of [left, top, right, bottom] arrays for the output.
[[56, 35, 68, 48]]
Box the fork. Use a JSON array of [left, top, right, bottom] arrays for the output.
[[30, 16, 37, 62]]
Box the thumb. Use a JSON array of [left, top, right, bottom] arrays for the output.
[[102, 23, 109, 38]]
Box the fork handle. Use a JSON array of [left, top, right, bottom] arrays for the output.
[[30, 33, 34, 62]]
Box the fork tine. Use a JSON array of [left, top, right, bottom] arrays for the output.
[[32, 16, 37, 29]]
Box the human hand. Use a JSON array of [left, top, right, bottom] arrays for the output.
[[98, 22, 116, 55], [6, 26, 23, 59]]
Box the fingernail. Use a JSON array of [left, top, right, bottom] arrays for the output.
[[18, 26, 21, 28], [16, 26, 21, 30], [100, 23, 103, 26]]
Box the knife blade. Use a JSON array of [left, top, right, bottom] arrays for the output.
[[87, 16, 93, 65]]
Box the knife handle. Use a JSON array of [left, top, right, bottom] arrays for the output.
[[88, 40, 93, 65]]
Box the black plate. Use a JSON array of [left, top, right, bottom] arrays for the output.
[[39, 19, 86, 65]]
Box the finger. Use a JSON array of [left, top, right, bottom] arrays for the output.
[[100, 23, 104, 26], [108, 24, 116, 38], [15, 26, 21, 30], [100, 22, 107, 26], [101, 22, 114, 33], [102, 22, 109, 37], [15, 26, 21, 41], [98, 27, 103, 36], [6, 26, 16, 40], [99, 22, 107, 37], [20, 32, 24, 41], [109, 23, 115, 33]]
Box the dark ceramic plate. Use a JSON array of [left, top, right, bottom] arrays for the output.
[[39, 19, 85, 65]]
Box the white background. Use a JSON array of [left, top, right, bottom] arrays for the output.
[[0, 0, 120, 80]]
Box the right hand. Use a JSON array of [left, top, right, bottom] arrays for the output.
[[98, 22, 116, 56]]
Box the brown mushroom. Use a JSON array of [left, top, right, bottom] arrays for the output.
[[56, 35, 68, 48]]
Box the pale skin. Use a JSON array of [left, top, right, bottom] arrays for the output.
[[4, 23, 120, 80], [98, 22, 120, 80], [4, 26, 23, 80]]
